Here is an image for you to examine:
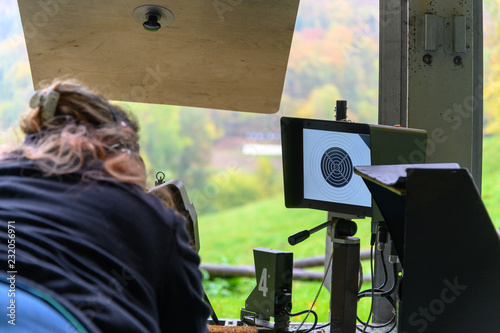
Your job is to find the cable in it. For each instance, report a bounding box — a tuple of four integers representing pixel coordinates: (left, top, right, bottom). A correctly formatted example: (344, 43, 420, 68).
(356, 293, 397, 331)
(360, 243, 375, 333)
(356, 239, 398, 332)
(357, 293, 396, 329)
(315, 322, 330, 329)
(377, 245, 388, 290)
(292, 248, 334, 333)
(357, 316, 396, 333)
(358, 240, 387, 294)
(384, 322, 397, 333)
(357, 253, 398, 299)
(287, 309, 318, 333)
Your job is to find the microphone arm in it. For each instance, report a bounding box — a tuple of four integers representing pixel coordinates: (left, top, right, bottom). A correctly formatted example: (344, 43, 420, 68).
(288, 220, 332, 246)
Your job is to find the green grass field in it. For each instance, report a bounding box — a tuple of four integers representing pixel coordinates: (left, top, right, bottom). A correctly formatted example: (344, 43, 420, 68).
(199, 135, 500, 323)
(198, 196, 374, 323)
(482, 135, 500, 227)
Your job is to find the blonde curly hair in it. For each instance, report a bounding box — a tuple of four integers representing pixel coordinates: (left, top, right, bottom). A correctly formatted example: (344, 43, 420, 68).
(3, 79, 147, 187)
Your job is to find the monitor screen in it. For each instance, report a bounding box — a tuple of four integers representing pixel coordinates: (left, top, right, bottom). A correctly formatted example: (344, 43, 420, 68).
(281, 116, 372, 217)
(303, 128, 371, 208)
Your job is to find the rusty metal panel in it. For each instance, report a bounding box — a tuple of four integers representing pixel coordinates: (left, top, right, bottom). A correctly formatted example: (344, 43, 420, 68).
(407, 0, 482, 189)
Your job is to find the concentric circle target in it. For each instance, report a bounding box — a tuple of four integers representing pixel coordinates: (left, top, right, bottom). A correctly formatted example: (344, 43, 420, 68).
(320, 147, 353, 188)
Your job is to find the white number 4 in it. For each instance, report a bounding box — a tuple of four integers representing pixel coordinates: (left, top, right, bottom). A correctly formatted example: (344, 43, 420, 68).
(258, 268, 269, 297)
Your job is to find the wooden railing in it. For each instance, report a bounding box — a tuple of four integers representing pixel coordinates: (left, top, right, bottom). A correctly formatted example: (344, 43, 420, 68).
(201, 249, 372, 281)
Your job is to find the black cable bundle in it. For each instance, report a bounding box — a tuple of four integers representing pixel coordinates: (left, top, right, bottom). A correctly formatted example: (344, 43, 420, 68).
(356, 239, 397, 333)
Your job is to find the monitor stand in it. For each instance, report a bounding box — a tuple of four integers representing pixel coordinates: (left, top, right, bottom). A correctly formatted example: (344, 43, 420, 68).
(328, 218, 360, 333)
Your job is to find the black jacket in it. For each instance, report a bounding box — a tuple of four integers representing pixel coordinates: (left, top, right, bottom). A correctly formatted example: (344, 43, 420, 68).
(0, 157, 210, 332)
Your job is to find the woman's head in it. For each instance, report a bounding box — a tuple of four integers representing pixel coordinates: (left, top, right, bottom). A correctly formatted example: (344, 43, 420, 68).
(12, 79, 146, 187)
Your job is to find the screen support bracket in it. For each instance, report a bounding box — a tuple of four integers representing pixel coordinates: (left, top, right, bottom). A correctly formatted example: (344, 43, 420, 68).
(328, 218, 360, 333)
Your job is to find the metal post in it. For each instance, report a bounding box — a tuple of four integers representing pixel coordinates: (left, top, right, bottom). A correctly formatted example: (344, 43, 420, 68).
(330, 236, 360, 333)
(377, 0, 483, 328)
(472, 0, 483, 192)
(407, 0, 482, 189)
(377, 0, 408, 323)
(379, 0, 408, 127)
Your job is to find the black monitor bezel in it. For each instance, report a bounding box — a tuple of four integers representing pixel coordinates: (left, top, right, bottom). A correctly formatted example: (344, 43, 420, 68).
(281, 116, 372, 217)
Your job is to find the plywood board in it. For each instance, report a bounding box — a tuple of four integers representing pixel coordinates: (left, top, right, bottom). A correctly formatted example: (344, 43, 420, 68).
(17, 0, 300, 113)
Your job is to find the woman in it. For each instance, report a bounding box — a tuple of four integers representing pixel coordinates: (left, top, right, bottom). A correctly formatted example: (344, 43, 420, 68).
(0, 80, 210, 332)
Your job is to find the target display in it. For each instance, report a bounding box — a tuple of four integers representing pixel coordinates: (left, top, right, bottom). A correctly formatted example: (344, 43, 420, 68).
(281, 116, 426, 217)
(321, 147, 353, 187)
(303, 129, 371, 208)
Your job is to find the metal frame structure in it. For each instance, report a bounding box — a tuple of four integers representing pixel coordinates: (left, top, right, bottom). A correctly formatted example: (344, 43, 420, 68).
(377, 0, 484, 325)
(379, 0, 483, 191)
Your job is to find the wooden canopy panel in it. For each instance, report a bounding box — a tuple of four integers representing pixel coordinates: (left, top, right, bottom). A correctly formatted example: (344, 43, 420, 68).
(17, 0, 300, 113)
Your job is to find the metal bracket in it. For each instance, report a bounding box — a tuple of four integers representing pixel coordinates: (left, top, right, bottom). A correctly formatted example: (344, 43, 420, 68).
(416, 14, 472, 54)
